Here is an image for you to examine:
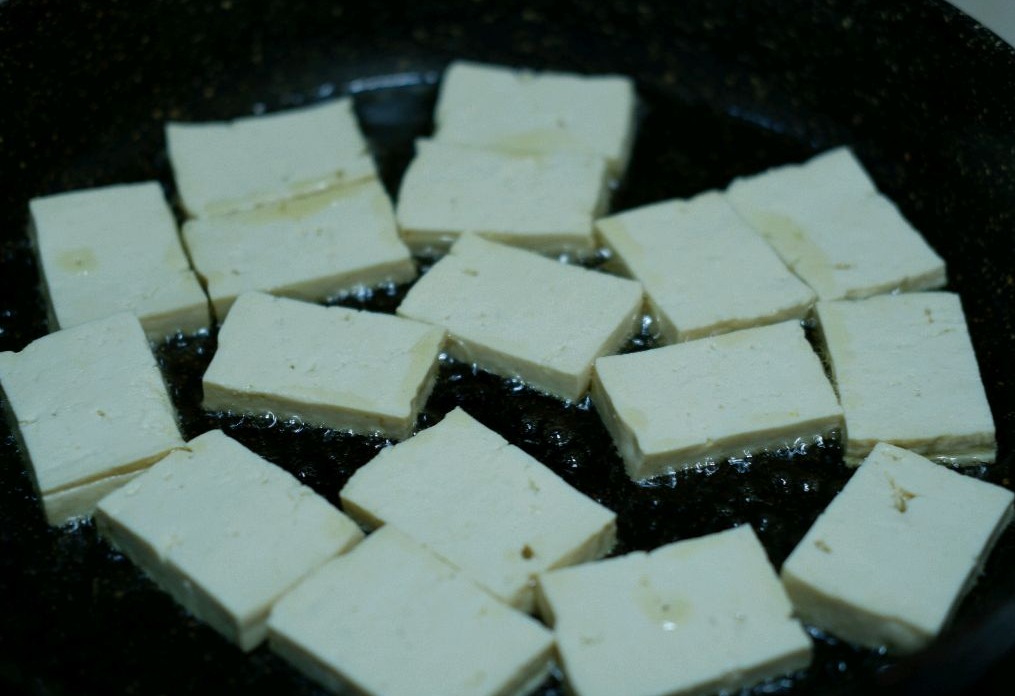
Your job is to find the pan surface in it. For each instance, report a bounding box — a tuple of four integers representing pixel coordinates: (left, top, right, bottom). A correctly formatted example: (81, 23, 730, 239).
(1, 1, 1014, 694)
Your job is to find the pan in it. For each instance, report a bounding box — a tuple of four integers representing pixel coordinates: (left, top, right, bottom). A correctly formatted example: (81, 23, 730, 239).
(1, 0, 1013, 694)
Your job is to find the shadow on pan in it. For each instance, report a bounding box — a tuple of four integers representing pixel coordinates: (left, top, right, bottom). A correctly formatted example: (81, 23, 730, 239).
(1, 1, 1014, 695)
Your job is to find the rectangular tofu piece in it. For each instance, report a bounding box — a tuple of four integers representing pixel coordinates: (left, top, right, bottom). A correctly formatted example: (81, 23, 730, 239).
(397, 235, 643, 401)
(341, 407, 616, 611)
(726, 147, 946, 300)
(781, 443, 1013, 653)
(592, 320, 843, 480)
(815, 292, 995, 464)
(395, 139, 609, 254)
(434, 60, 637, 177)
(202, 292, 444, 439)
(29, 182, 210, 339)
(0, 313, 185, 525)
(95, 430, 363, 651)
(166, 98, 377, 218)
(537, 525, 812, 696)
(183, 179, 416, 318)
(269, 526, 554, 696)
(596, 191, 815, 343)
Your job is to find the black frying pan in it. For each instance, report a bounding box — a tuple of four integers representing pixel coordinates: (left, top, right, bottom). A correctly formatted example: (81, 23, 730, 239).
(1, 1, 1013, 694)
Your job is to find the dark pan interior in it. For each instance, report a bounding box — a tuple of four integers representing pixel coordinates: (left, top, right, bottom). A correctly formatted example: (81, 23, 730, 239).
(2, 1, 1015, 695)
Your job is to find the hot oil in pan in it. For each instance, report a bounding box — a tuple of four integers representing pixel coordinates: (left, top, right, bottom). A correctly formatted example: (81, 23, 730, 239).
(0, 75, 1012, 696)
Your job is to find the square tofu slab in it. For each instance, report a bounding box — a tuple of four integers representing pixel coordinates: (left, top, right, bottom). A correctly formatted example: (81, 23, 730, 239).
(537, 525, 812, 696)
(433, 60, 637, 177)
(268, 525, 554, 696)
(396, 235, 643, 401)
(781, 443, 1014, 653)
(29, 182, 210, 340)
(166, 98, 377, 218)
(596, 191, 815, 343)
(725, 147, 946, 301)
(202, 292, 444, 439)
(592, 320, 843, 480)
(395, 139, 609, 254)
(340, 407, 616, 611)
(0, 313, 184, 525)
(183, 179, 415, 318)
(95, 430, 363, 651)
(815, 292, 995, 464)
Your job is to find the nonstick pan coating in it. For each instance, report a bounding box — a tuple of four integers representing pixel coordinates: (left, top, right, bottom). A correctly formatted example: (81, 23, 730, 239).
(1, 1, 1014, 695)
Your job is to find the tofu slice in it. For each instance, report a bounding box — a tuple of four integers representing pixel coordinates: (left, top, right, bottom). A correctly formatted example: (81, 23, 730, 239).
(29, 182, 210, 339)
(0, 313, 185, 525)
(815, 292, 995, 464)
(592, 320, 843, 480)
(537, 526, 812, 696)
(434, 60, 637, 177)
(596, 191, 815, 343)
(268, 526, 554, 696)
(396, 235, 643, 401)
(183, 179, 416, 318)
(395, 139, 609, 254)
(725, 147, 946, 300)
(340, 407, 617, 611)
(95, 430, 363, 651)
(781, 443, 1014, 654)
(202, 292, 444, 439)
(166, 98, 377, 218)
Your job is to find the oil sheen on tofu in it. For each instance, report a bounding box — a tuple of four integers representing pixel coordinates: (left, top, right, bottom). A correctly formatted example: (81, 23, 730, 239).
(166, 98, 377, 218)
(183, 178, 415, 319)
(537, 525, 812, 696)
(592, 320, 843, 480)
(29, 182, 210, 340)
(0, 313, 185, 525)
(95, 430, 363, 651)
(202, 292, 445, 439)
(340, 407, 617, 612)
(781, 443, 1013, 653)
(595, 190, 815, 343)
(815, 292, 996, 464)
(268, 526, 554, 696)
(726, 147, 946, 301)
(395, 139, 610, 254)
(397, 234, 643, 402)
(433, 60, 637, 177)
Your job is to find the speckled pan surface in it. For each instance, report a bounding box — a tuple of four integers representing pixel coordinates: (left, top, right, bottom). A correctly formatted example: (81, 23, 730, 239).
(1, 1, 1014, 695)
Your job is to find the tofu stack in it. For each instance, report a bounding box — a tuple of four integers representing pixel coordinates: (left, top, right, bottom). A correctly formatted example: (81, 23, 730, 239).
(396, 60, 637, 254)
(167, 98, 416, 320)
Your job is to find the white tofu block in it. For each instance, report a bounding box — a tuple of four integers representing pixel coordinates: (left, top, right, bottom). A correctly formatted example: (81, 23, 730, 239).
(0, 313, 184, 525)
(269, 526, 554, 696)
(166, 99, 377, 218)
(537, 526, 812, 696)
(397, 235, 643, 401)
(781, 443, 1014, 653)
(815, 292, 995, 464)
(341, 407, 616, 611)
(592, 320, 843, 480)
(434, 60, 637, 176)
(726, 147, 946, 300)
(183, 179, 416, 318)
(202, 292, 444, 439)
(29, 182, 210, 339)
(395, 139, 609, 254)
(596, 191, 815, 343)
(95, 430, 363, 651)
